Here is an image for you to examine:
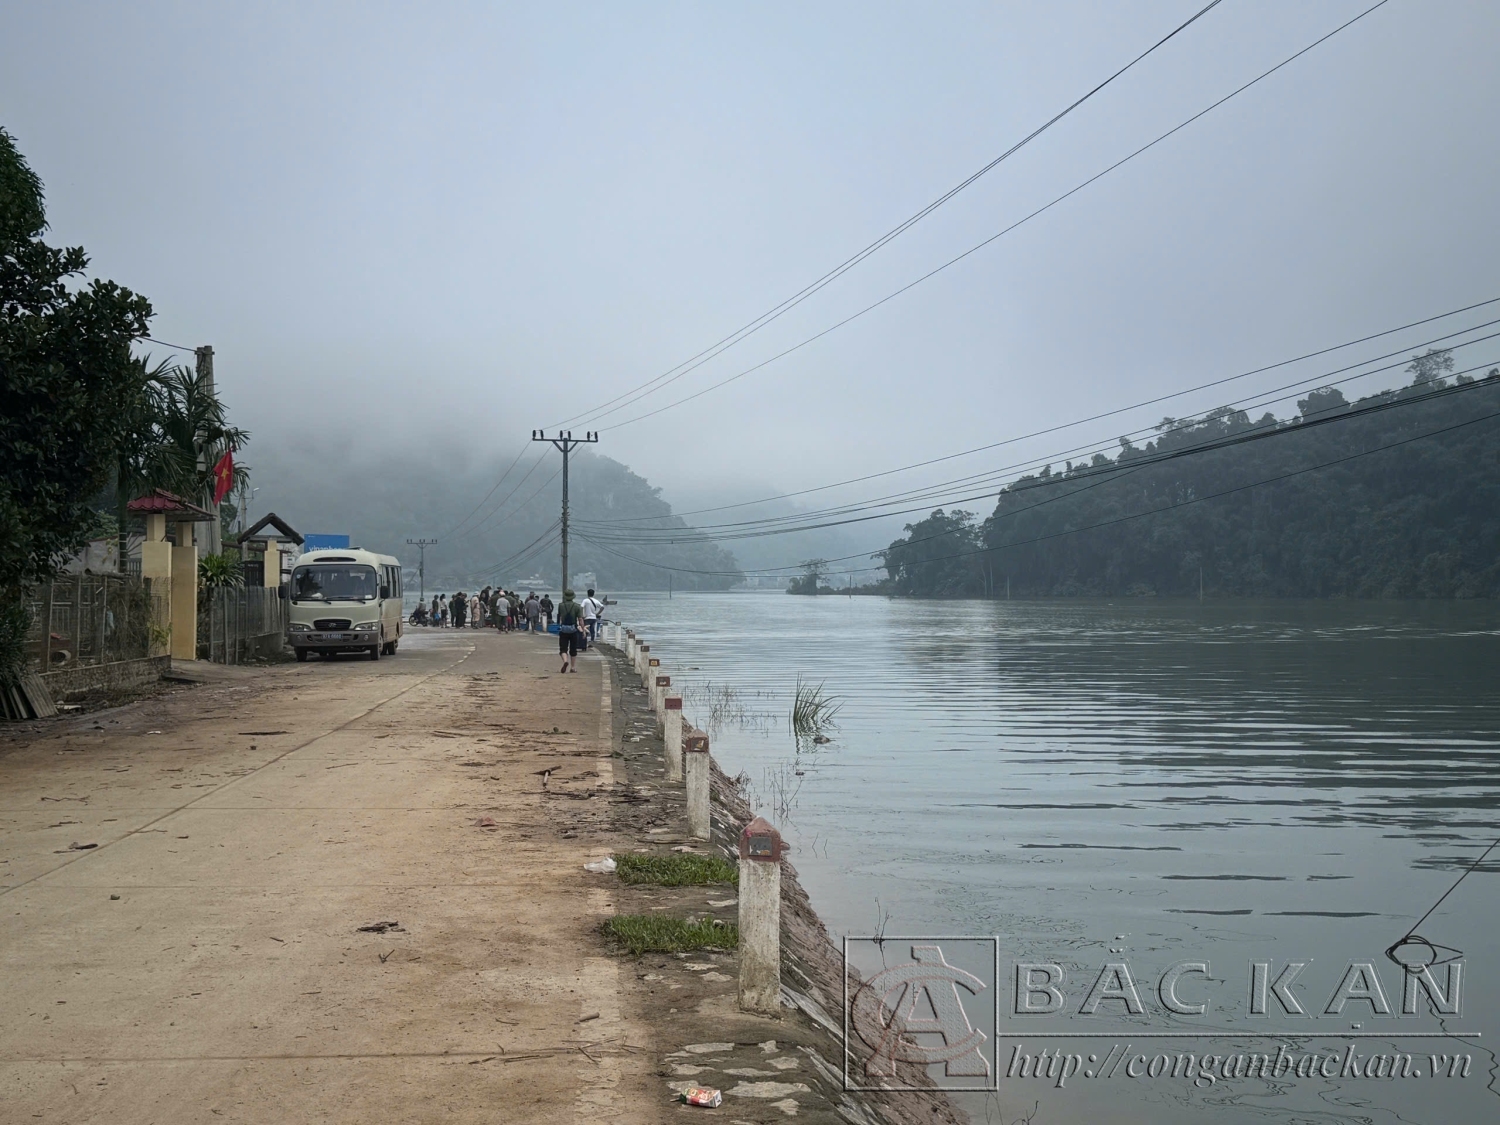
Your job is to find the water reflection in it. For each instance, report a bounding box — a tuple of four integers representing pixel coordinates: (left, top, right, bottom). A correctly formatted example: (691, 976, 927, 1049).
(618, 594, 1500, 1123)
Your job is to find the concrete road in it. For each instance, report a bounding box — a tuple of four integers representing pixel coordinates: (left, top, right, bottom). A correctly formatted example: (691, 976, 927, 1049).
(0, 630, 656, 1123)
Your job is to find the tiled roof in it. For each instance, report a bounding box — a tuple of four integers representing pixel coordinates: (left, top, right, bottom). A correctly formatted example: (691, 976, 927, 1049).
(125, 489, 215, 519)
(236, 512, 304, 545)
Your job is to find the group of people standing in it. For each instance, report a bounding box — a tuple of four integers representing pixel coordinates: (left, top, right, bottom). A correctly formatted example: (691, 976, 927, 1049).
(413, 587, 553, 630)
(409, 586, 608, 673)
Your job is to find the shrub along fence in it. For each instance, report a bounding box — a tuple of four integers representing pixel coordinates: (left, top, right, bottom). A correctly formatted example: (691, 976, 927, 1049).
(27, 573, 165, 670)
(2, 574, 169, 718)
(198, 585, 287, 664)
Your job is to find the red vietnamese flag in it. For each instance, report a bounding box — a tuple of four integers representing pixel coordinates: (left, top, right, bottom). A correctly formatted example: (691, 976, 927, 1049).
(211, 449, 235, 505)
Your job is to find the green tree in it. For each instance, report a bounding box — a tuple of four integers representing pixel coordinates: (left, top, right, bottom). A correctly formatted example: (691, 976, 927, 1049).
(787, 558, 827, 595)
(0, 128, 153, 682)
(879, 509, 984, 597)
(146, 363, 249, 508)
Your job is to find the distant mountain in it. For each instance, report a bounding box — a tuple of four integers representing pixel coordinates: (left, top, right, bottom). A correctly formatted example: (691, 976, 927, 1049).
(242, 446, 741, 592)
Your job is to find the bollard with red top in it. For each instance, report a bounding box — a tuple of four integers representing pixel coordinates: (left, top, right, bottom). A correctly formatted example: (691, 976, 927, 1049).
(737, 816, 783, 1013)
(653, 674, 670, 717)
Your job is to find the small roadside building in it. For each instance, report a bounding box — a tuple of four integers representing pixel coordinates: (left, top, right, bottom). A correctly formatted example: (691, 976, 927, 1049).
(234, 514, 303, 587)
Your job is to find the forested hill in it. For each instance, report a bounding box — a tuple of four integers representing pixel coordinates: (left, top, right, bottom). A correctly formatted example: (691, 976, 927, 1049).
(246, 448, 741, 591)
(880, 360, 1500, 599)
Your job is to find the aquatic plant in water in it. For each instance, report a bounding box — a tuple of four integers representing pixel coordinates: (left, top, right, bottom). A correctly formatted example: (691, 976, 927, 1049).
(790, 675, 842, 738)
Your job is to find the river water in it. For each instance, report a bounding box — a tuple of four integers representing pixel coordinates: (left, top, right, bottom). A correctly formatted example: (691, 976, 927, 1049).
(613, 592, 1500, 1124)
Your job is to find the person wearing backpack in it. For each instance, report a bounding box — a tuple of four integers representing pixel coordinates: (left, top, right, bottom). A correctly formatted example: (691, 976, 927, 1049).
(556, 589, 584, 673)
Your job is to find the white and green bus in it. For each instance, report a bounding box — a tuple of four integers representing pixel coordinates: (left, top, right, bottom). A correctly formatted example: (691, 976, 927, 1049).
(284, 548, 404, 661)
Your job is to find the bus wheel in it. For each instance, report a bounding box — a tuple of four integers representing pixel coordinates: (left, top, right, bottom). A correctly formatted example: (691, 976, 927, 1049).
(295, 649, 308, 663)
(369, 643, 381, 661)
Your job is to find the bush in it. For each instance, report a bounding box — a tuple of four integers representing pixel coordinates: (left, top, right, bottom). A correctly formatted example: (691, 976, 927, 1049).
(198, 552, 244, 588)
(0, 597, 32, 687)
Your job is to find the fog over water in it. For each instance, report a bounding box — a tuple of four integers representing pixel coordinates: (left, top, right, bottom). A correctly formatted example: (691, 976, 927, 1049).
(2, 2, 1498, 543)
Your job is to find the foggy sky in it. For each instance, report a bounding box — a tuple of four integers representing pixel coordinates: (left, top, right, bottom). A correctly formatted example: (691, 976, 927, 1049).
(4, 1, 1497, 557)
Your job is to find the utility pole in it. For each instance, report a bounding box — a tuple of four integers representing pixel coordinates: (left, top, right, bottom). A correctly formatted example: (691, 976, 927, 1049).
(407, 538, 437, 603)
(196, 345, 220, 554)
(531, 429, 598, 592)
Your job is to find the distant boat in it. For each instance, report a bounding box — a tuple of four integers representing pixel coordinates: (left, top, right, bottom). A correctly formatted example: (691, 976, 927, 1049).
(514, 573, 549, 590)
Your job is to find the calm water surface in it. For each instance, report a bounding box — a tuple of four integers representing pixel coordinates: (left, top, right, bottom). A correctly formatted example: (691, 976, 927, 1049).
(614, 593, 1500, 1124)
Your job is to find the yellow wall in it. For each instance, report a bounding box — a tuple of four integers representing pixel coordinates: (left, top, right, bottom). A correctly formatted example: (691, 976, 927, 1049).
(170, 540, 197, 660)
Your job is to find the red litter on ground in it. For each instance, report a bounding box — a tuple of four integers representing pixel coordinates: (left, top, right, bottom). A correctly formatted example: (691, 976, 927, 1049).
(679, 1086, 722, 1108)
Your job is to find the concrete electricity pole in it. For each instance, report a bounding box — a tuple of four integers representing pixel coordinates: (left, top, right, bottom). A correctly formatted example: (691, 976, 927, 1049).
(531, 430, 597, 592)
(406, 538, 437, 603)
(195, 345, 220, 554)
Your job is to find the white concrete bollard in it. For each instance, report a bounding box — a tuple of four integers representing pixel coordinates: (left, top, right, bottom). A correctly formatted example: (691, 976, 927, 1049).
(685, 730, 711, 840)
(664, 695, 683, 781)
(644, 655, 659, 690)
(637, 643, 650, 678)
(737, 816, 783, 1014)
(652, 673, 670, 717)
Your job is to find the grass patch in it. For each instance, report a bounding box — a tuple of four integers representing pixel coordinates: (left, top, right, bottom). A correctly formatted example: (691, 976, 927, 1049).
(602, 915, 739, 955)
(613, 852, 738, 887)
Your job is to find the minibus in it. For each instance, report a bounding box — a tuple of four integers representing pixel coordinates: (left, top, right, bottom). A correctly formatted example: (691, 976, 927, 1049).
(283, 548, 404, 661)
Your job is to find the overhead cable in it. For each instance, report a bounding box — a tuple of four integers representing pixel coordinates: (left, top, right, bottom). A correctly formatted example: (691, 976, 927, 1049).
(594, 0, 1393, 433)
(552, 0, 1230, 430)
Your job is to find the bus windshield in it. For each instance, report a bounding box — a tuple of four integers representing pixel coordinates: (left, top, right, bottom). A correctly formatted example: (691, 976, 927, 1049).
(292, 564, 378, 602)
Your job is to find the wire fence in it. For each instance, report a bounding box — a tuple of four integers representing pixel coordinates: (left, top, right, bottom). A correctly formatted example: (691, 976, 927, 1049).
(199, 586, 287, 664)
(25, 574, 167, 671)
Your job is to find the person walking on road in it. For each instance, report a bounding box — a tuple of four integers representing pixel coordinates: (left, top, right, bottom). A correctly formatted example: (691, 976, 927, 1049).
(450, 591, 466, 629)
(539, 594, 553, 628)
(556, 589, 584, 673)
(525, 591, 541, 632)
(580, 588, 603, 642)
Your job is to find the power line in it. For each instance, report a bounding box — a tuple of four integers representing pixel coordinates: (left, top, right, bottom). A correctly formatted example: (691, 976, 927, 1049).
(579, 320, 1500, 541)
(449, 452, 553, 542)
(593, 364, 1500, 551)
(577, 404, 1500, 579)
(573, 376, 1500, 576)
(592, 0, 1392, 433)
(553, 0, 1230, 430)
(572, 296, 1500, 531)
(465, 520, 564, 582)
(140, 336, 196, 353)
(443, 445, 531, 538)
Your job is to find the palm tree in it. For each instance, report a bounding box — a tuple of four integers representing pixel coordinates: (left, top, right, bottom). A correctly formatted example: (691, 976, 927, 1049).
(152, 363, 250, 506)
(113, 355, 171, 571)
(113, 360, 250, 571)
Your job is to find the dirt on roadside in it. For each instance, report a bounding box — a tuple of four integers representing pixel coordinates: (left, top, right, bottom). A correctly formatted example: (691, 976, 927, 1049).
(0, 631, 968, 1124)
